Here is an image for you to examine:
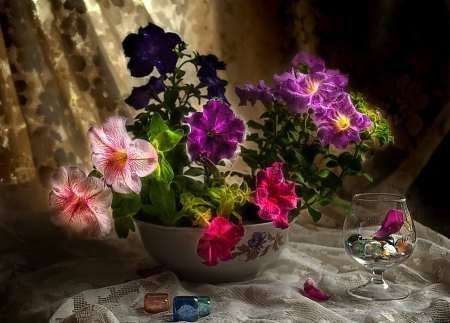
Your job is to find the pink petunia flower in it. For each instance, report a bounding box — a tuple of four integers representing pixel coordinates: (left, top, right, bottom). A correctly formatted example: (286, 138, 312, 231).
(87, 116, 158, 194)
(197, 216, 245, 266)
(49, 166, 112, 238)
(254, 162, 300, 229)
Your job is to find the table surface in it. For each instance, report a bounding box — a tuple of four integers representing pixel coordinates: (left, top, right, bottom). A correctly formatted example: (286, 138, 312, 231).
(1, 210, 450, 323)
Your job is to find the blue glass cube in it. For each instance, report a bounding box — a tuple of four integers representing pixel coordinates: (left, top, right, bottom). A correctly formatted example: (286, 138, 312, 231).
(173, 296, 198, 322)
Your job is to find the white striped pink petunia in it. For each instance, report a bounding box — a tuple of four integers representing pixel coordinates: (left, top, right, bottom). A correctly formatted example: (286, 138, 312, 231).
(87, 116, 158, 194)
(49, 166, 112, 237)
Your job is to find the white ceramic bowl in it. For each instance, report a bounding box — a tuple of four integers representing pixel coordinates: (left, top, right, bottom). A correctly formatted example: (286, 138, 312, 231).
(133, 217, 290, 284)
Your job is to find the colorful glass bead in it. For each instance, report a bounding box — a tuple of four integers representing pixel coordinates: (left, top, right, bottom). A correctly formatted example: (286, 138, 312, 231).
(351, 240, 366, 257)
(144, 293, 169, 314)
(363, 240, 382, 257)
(197, 296, 211, 318)
(382, 243, 397, 257)
(373, 235, 395, 245)
(395, 240, 413, 255)
(173, 296, 199, 322)
(346, 234, 363, 247)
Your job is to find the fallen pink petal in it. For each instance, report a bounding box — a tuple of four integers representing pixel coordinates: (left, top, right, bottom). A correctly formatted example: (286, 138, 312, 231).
(303, 278, 331, 301)
(49, 166, 113, 238)
(373, 209, 404, 238)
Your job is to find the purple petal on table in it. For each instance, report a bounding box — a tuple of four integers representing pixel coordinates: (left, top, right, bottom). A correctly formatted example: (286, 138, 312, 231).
(303, 278, 330, 301)
(373, 209, 404, 238)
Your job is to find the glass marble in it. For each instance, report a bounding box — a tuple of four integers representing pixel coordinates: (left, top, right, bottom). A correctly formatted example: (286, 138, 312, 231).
(173, 296, 198, 322)
(197, 296, 211, 318)
(144, 293, 169, 314)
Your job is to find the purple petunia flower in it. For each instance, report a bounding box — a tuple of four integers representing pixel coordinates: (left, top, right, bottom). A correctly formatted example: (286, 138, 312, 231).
(181, 99, 246, 164)
(196, 54, 229, 104)
(273, 66, 348, 114)
(235, 80, 274, 106)
(290, 52, 325, 72)
(310, 94, 372, 149)
(122, 22, 183, 77)
(124, 76, 165, 110)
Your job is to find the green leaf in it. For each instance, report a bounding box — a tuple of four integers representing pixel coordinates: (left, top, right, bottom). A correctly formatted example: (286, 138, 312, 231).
(308, 207, 322, 222)
(164, 89, 179, 107)
(111, 192, 141, 219)
(155, 129, 184, 152)
(149, 113, 169, 140)
(152, 155, 174, 183)
(149, 179, 176, 224)
(184, 167, 205, 176)
(359, 171, 373, 183)
(141, 204, 159, 216)
(325, 160, 339, 168)
(247, 120, 264, 130)
(87, 169, 103, 178)
(114, 216, 135, 239)
(317, 169, 330, 178)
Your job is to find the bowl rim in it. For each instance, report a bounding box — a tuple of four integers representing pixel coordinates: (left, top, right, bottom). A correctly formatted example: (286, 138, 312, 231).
(132, 215, 278, 232)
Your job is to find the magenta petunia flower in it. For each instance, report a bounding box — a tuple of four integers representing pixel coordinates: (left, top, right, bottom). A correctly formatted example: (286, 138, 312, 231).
(254, 162, 300, 229)
(181, 99, 246, 164)
(273, 67, 348, 114)
(197, 216, 245, 266)
(49, 166, 112, 238)
(235, 80, 274, 106)
(87, 116, 158, 194)
(373, 209, 405, 238)
(311, 94, 372, 149)
(303, 278, 331, 301)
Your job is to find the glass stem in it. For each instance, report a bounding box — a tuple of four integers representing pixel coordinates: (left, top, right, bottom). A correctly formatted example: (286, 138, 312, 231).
(370, 268, 386, 285)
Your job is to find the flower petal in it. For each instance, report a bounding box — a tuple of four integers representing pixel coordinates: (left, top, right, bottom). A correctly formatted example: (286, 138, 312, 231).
(197, 216, 244, 266)
(49, 166, 112, 238)
(254, 162, 299, 229)
(303, 278, 330, 301)
(373, 209, 404, 238)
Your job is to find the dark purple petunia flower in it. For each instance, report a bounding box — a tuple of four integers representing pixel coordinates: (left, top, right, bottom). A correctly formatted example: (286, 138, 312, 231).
(235, 80, 274, 106)
(273, 67, 348, 114)
(310, 94, 372, 149)
(122, 22, 183, 77)
(196, 54, 229, 104)
(124, 76, 165, 110)
(181, 99, 246, 164)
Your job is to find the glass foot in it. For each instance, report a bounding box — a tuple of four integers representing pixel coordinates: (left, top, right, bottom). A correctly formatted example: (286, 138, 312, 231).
(347, 279, 410, 301)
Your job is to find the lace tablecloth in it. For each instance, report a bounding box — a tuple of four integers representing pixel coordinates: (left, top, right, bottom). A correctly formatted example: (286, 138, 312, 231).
(1, 210, 450, 323)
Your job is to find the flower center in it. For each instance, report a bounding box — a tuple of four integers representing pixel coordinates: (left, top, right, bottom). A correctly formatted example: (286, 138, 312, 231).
(335, 113, 350, 131)
(113, 149, 129, 166)
(305, 78, 319, 94)
(207, 129, 216, 137)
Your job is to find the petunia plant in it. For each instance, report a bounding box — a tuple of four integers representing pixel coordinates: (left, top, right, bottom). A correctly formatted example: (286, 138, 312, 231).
(235, 52, 394, 221)
(48, 22, 393, 267)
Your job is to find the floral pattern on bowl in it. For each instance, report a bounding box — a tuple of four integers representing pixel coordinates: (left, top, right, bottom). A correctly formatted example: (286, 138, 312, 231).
(232, 231, 285, 262)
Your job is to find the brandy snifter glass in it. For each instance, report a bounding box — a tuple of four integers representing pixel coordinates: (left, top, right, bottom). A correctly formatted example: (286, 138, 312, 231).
(342, 193, 416, 300)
